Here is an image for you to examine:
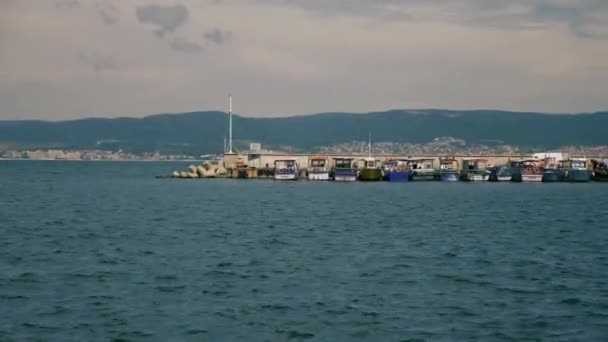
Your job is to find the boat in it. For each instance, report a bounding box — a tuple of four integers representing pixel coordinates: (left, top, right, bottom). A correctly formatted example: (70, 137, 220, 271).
(358, 133, 382, 181)
(560, 158, 591, 182)
(439, 157, 459, 181)
(274, 158, 299, 180)
(542, 156, 561, 182)
(590, 159, 608, 182)
(383, 159, 411, 182)
(408, 158, 437, 181)
(520, 159, 543, 182)
(493, 163, 515, 182)
(331, 157, 357, 181)
(358, 158, 383, 181)
(461, 159, 491, 181)
(307, 155, 330, 181)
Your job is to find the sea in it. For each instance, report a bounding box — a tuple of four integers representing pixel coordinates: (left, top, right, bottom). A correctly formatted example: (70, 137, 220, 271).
(1, 161, 607, 341)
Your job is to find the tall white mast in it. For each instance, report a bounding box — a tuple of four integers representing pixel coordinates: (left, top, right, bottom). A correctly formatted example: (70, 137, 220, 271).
(227, 94, 233, 154)
(368, 131, 371, 158)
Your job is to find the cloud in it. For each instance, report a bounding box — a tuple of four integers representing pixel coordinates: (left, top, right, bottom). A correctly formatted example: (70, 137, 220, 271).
(54, 0, 80, 9)
(168, 37, 204, 53)
(247, 0, 608, 39)
(95, 1, 119, 25)
(77, 52, 120, 72)
(135, 3, 189, 37)
(203, 28, 232, 45)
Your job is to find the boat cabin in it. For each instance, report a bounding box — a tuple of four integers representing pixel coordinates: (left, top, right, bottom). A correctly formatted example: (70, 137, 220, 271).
(439, 157, 458, 170)
(462, 158, 489, 171)
(362, 157, 379, 169)
(274, 159, 298, 173)
(408, 158, 435, 170)
(560, 158, 588, 170)
(308, 156, 329, 170)
(333, 157, 355, 169)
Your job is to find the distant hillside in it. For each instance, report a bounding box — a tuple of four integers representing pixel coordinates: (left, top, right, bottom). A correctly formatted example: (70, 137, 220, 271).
(0, 110, 606, 154)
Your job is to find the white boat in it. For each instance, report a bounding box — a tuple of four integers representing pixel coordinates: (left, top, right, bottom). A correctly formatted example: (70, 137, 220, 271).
(520, 159, 543, 182)
(461, 159, 490, 181)
(274, 158, 298, 180)
(307, 156, 330, 181)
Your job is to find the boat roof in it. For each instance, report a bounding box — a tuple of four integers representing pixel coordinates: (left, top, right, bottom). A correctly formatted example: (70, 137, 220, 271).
(333, 157, 354, 160)
(274, 158, 297, 161)
(363, 157, 376, 161)
(309, 155, 328, 160)
(463, 158, 488, 162)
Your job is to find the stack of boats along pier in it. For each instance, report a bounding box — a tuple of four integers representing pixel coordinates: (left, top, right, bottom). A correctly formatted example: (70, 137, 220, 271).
(171, 154, 608, 183)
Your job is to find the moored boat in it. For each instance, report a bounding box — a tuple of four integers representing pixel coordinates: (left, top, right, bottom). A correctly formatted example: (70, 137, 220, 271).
(383, 159, 411, 182)
(358, 158, 383, 181)
(542, 157, 561, 182)
(591, 159, 608, 182)
(493, 164, 514, 182)
(520, 159, 543, 182)
(274, 158, 299, 180)
(332, 157, 357, 181)
(307, 155, 330, 181)
(439, 157, 459, 181)
(560, 158, 591, 182)
(461, 159, 491, 181)
(408, 158, 438, 181)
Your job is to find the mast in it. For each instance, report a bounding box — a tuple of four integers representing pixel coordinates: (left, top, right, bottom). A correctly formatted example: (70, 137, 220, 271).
(227, 94, 234, 154)
(368, 131, 371, 158)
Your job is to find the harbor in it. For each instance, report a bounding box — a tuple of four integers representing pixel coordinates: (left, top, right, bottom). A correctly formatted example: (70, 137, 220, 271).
(168, 151, 608, 183)
(167, 95, 607, 183)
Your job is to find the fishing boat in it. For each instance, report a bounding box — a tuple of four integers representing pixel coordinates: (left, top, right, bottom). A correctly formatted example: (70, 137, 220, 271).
(358, 158, 383, 181)
(408, 158, 437, 181)
(274, 158, 299, 180)
(590, 159, 608, 182)
(383, 159, 411, 182)
(560, 158, 591, 182)
(493, 163, 515, 182)
(542, 157, 561, 182)
(358, 133, 382, 181)
(461, 159, 491, 181)
(307, 155, 330, 181)
(439, 157, 459, 181)
(332, 157, 357, 181)
(520, 159, 543, 182)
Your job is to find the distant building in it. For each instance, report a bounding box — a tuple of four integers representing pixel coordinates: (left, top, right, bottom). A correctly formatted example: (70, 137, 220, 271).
(249, 142, 262, 153)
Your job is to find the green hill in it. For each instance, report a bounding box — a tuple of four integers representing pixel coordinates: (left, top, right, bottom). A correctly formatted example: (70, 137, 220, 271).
(0, 109, 606, 154)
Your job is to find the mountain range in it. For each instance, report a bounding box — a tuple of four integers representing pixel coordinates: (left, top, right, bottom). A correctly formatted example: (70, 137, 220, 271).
(0, 109, 606, 154)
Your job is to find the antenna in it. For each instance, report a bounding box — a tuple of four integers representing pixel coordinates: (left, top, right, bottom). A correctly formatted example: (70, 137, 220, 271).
(227, 94, 234, 154)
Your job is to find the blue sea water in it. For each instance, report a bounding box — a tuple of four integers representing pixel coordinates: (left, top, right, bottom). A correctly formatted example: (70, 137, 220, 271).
(1, 161, 607, 341)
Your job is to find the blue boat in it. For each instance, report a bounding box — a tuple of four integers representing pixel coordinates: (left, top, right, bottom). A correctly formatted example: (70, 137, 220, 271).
(331, 157, 357, 181)
(439, 157, 459, 181)
(560, 158, 591, 182)
(383, 159, 411, 182)
(542, 157, 561, 182)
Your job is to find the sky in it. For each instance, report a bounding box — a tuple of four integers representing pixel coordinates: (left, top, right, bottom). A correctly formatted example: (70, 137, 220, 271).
(1, 0, 608, 120)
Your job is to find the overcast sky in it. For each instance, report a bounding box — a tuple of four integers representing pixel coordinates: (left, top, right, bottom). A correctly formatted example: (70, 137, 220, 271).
(1, 0, 608, 119)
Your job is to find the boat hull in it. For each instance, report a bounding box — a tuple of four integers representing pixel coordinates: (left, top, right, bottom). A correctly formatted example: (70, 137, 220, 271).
(274, 173, 297, 180)
(592, 170, 608, 182)
(387, 170, 411, 182)
(521, 174, 543, 182)
(411, 170, 437, 181)
(463, 172, 490, 182)
(542, 170, 561, 182)
(359, 168, 382, 181)
(440, 171, 459, 182)
(332, 168, 357, 182)
(307, 172, 330, 181)
(562, 169, 591, 182)
(497, 176, 512, 182)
